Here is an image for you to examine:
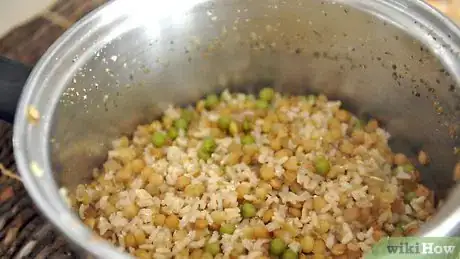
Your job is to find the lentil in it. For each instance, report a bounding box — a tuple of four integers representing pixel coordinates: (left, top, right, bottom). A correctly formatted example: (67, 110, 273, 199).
(418, 150, 429, 165)
(263, 209, 274, 223)
(313, 239, 326, 254)
(331, 244, 346, 256)
(154, 214, 166, 226)
(165, 214, 179, 229)
(253, 225, 270, 239)
(343, 207, 360, 222)
(394, 153, 408, 165)
(123, 204, 139, 219)
(313, 196, 326, 212)
(260, 165, 275, 180)
(301, 236, 314, 253)
(176, 175, 191, 190)
(195, 219, 208, 229)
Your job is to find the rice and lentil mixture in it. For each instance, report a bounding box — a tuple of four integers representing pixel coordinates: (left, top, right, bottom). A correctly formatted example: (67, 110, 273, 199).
(71, 89, 436, 259)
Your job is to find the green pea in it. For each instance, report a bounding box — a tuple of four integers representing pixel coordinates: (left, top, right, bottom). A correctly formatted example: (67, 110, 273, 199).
(220, 224, 235, 235)
(255, 99, 269, 109)
(229, 121, 239, 136)
(241, 203, 256, 218)
(205, 94, 219, 109)
(242, 119, 252, 132)
(246, 94, 255, 101)
(307, 94, 317, 104)
(403, 163, 415, 173)
(198, 148, 211, 161)
(314, 156, 331, 175)
(218, 115, 231, 131)
(167, 127, 178, 140)
(354, 119, 365, 130)
(396, 223, 405, 232)
(181, 109, 194, 122)
(152, 132, 167, 147)
(269, 238, 287, 256)
(174, 118, 188, 130)
(202, 137, 217, 153)
(205, 242, 221, 256)
(241, 135, 255, 145)
(282, 249, 298, 259)
(404, 192, 417, 203)
(259, 87, 275, 102)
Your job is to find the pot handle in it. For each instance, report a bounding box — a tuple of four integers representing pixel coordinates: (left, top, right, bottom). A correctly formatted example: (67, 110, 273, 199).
(0, 56, 31, 123)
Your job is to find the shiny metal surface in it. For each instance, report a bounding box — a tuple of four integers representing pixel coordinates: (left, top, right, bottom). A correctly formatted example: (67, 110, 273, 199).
(12, 0, 460, 257)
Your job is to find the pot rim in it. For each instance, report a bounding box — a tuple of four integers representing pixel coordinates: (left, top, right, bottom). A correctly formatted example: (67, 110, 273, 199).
(12, 0, 460, 257)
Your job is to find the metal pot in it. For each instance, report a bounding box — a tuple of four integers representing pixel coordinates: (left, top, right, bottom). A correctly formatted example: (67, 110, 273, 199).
(0, 0, 459, 257)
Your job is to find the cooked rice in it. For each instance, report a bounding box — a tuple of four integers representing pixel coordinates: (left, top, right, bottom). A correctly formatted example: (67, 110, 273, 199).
(71, 90, 435, 259)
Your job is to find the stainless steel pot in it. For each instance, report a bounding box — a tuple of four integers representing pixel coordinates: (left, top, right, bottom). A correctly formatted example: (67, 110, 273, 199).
(0, 0, 459, 257)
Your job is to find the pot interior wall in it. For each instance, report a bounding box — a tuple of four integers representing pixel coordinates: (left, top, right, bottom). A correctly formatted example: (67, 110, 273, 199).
(50, 0, 459, 200)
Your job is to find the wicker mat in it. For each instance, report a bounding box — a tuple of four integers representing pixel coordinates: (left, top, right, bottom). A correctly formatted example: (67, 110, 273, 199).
(0, 1, 107, 258)
(0, 122, 76, 259)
